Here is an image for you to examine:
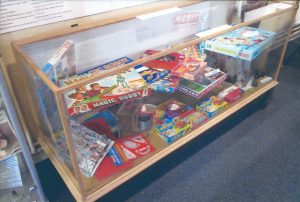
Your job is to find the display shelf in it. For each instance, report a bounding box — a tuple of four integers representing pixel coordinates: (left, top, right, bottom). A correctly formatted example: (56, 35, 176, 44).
(10, 1, 298, 201)
(37, 79, 277, 202)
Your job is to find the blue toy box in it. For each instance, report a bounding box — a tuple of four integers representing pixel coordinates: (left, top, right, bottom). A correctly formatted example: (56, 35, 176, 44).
(203, 27, 275, 61)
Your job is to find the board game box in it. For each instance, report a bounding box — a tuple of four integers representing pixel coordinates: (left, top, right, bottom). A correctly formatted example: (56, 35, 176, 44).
(177, 45, 206, 62)
(134, 65, 169, 84)
(142, 50, 185, 71)
(61, 57, 133, 86)
(155, 99, 208, 143)
(172, 46, 207, 80)
(42, 40, 76, 84)
(176, 67, 227, 99)
(150, 74, 180, 93)
(38, 40, 76, 133)
(203, 26, 275, 61)
(196, 96, 228, 118)
(218, 85, 244, 103)
(171, 61, 207, 81)
(63, 68, 149, 116)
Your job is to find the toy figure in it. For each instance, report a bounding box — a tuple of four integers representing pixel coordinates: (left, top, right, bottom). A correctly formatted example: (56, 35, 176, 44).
(116, 75, 129, 88)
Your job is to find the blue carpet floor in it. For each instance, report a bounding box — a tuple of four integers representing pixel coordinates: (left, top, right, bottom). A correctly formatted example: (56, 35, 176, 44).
(36, 44, 300, 202)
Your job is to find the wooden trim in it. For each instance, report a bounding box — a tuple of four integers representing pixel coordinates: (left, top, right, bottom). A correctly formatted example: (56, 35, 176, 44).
(37, 135, 83, 201)
(274, 3, 299, 80)
(12, 0, 202, 47)
(0, 57, 36, 153)
(54, 93, 85, 199)
(56, 4, 297, 94)
(84, 81, 278, 201)
(11, 42, 59, 93)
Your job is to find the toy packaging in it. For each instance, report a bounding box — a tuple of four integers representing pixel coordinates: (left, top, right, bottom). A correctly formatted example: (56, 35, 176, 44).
(171, 61, 207, 81)
(203, 27, 275, 61)
(155, 99, 207, 143)
(61, 57, 133, 86)
(150, 74, 180, 93)
(42, 40, 76, 84)
(218, 85, 244, 103)
(134, 64, 169, 84)
(196, 96, 228, 118)
(177, 45, 206, 62)
(176, 67, 227, 99)
(114, 134, 155, 161)
(107, 145, 126, 166)
(172, 46, 207, 80)
(63, 68, 149, 116)
(38, 40, 76, 133)
(142, 50, 185, 71)
(54, 120, 114, 178)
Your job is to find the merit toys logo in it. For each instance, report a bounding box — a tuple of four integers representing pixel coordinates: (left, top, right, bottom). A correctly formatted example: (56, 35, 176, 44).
(174, 12, 200, 25)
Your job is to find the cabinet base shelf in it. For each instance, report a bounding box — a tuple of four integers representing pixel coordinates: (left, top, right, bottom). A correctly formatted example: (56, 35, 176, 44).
(38, 80, 278, 202)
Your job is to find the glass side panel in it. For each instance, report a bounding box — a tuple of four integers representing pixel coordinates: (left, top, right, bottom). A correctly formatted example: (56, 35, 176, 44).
(18, 58, 82, 190)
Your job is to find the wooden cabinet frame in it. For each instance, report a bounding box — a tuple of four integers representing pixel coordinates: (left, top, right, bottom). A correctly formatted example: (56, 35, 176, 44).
(11, 1, 299, 201)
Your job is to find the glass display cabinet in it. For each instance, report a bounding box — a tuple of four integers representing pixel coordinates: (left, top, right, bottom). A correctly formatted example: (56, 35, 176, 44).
(11, 1, 298, 201)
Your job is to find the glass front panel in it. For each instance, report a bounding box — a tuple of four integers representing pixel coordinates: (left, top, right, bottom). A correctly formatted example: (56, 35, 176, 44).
(19, 58, 84, 191)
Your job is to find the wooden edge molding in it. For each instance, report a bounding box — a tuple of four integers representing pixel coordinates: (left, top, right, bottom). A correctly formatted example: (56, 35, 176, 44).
(37, 135, 84, 201)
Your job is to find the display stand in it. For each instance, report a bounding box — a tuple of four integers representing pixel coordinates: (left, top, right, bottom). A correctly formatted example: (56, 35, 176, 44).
(10, 1, 298, 201)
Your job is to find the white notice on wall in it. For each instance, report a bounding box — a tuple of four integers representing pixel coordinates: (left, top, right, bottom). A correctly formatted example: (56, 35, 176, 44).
(0, 0, 162, 34)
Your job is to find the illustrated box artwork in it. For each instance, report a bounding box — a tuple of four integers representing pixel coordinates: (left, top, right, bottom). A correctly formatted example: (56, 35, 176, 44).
(177, 67, 227, 99)
(42, 40, 76, 84)
(203, 26, 275, 61)
(155, 99, 207, 143)
(134, 65, 169, 84)
(150, 73, 180, 93)
(172, 45, 207, 80)
(142, 50, 185, 71)
(61, 57, 133, 85)
(196, 96, 228, 118)
(61, 58, 150, 116)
